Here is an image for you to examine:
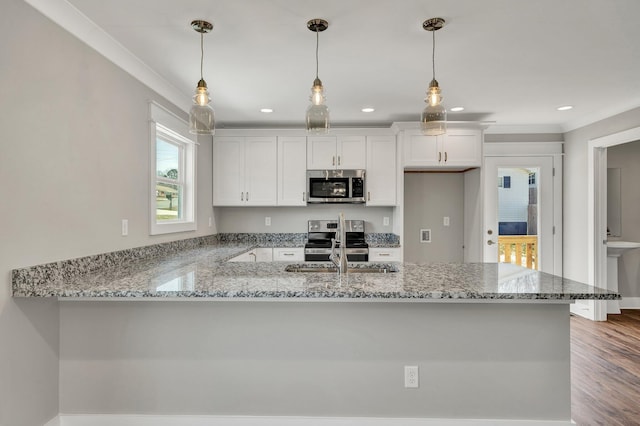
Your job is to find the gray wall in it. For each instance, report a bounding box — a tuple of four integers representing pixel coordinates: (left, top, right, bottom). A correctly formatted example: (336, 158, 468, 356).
(607, 142, 640, 298)
(563, 107, 640, 284)
(59, 301, 571, 421)
(215, 205, 395, 234)
(0, 1, 214, 424)
(403, 173, 464, 263)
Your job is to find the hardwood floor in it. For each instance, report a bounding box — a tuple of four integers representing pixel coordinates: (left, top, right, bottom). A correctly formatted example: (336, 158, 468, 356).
(571, 310, 640, 425)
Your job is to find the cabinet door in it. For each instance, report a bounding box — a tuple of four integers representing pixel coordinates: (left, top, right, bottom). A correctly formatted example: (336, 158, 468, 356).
(213, 137, 245, 206)
(403, 133, 440, 168)
(369, 247, 402, 262)
(278, 137, 307, 206)
(273, 247, 305, 262)
(337, 136, 366, 169)
(366, 136, 397, 206)
(244, 137, 277, 205)
(307, 136, 337, 169)
(441, 129, 482, 167)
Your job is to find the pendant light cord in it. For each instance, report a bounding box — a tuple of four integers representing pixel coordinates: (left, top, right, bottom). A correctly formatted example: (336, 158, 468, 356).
(315, 29, 320, 79)
(432, 29, 436, 81)
(200, 32, 204, 81)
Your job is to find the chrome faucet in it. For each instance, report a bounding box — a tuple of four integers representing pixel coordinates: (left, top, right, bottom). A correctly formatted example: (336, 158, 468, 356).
(329, 213, 349, 275)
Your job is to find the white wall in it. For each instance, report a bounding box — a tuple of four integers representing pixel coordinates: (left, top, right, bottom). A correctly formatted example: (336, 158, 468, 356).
(563, 107, 640, 283)
(403, 173, 464, 263)
(0, 1, 214, 424)
(215, 205, 395, 234)
(607, 142, 640, 298)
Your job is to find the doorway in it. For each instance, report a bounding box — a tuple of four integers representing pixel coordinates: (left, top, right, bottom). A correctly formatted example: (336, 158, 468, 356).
(484, 155, 562, 275)
(584, 126, 640, 321)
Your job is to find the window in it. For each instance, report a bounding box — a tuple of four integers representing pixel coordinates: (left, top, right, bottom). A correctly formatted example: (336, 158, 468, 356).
(528, 172, 537, 185)
(149, 102, 197, 235)
(498, 175, 511, 189)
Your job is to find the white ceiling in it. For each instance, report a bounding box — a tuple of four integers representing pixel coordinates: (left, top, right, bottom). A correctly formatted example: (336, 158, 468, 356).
(37, 0, 640, 132)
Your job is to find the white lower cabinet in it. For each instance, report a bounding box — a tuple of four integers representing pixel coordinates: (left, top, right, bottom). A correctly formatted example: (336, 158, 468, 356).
(368, 247, 402, 262)
(229, 248, 274, 262)
(229, 248, 304, 262)
(273, 247, 305, 262)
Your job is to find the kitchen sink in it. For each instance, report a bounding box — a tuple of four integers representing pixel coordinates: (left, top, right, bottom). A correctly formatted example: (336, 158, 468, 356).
(285, 264, 398, 274)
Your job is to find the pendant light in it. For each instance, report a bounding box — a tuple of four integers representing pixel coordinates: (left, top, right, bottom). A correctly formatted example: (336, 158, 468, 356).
(305, 19, 330, 134)
(421, 17, 447, 136)
(189, 20, 215, 135)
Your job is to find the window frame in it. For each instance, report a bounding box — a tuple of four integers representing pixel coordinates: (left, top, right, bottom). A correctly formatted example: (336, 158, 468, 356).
(149, 102, 197, 235)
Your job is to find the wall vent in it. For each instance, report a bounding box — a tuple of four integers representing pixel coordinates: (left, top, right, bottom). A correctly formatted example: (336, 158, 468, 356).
(420, 229, 431, 243)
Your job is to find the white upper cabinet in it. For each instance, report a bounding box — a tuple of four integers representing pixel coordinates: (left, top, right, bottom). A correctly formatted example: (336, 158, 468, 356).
(403, 127, 482, 169)
(366, 136, 397, 206)
(307, 136, 366, 169)
(213, 136, 277, 206)
(277, 136, 307, 206)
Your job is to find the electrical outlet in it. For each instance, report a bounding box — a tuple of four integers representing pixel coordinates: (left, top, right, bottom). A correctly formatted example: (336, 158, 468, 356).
(383, 216, 390, 226)
(265, 217, 271, 226)
(404, 365, 419, 388)
(444, 216, 450, 227)
(121, 219, 128, 236)
(208, 217, 212, 227)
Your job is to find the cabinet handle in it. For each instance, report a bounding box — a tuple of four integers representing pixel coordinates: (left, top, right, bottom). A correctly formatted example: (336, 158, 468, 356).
(444, 152, 448, 162)
(338, 156, 341, 166)
(283, 253, 294, 256)
(246, 192, 249, 201)
(332, 156, 335, 166)
(303, 192, 306, 202)
(241, 192, 244, 201)
(438, 152, 442, 162)
(379, 253, 390, 257)
(367, 191, 371, 202)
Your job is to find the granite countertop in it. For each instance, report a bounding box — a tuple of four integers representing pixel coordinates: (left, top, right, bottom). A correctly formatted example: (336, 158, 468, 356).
(12, 241, 619, 302)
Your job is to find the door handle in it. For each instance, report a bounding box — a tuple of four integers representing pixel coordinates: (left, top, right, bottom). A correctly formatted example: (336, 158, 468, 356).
(487, 240, 496, 245)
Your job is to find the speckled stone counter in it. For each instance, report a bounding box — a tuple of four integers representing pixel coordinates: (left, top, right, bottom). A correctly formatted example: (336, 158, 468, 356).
(12, 240, 618, 301)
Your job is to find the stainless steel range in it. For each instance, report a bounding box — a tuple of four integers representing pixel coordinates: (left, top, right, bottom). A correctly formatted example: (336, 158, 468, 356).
(304, 219, 369, 262)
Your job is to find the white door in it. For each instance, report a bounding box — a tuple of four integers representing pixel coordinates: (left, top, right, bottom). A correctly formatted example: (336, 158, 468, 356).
(483, 156, 559, 275)
(366, 136, 396, 206)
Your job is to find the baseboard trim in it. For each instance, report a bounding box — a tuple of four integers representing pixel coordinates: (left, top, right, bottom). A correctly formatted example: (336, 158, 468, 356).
(56, 414, 574, 426)
(620, 297, 640, 309)
(44, 416, 60, 426)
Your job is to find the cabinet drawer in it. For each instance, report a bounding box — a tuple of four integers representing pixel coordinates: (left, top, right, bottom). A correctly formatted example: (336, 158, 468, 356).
(368, 247, 401, 262)
(273, 247, 305, 262)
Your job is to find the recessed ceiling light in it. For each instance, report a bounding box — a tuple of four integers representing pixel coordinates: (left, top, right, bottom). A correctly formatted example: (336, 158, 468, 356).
(361, 107, 375, 113)
(557, 105, 573, 111)
(450, 107, 464, 112)
(260, 108, 274, 113)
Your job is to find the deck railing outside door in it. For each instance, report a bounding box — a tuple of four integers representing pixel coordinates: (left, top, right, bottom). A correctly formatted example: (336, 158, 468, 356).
(498, 235, 538, 270)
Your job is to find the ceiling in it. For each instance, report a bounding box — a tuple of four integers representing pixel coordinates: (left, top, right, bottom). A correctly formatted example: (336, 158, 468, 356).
(38, 0, 640, 132)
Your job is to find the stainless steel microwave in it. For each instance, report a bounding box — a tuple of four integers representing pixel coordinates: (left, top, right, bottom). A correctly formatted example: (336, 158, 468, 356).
(306, 169, 366, 203)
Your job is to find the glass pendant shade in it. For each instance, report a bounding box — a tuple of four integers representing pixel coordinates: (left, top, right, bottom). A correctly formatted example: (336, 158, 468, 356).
(306, 78, 330, 134)
(421, 79, 446, 135)
(189, 79, 215, 135)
